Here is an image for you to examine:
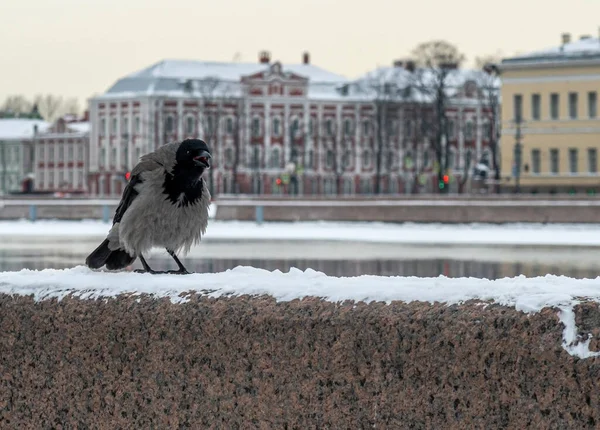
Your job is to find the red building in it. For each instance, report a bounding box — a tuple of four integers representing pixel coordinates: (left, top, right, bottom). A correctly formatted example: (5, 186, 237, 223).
(88, 52, 498, 196)
(34, 113, 90, 194)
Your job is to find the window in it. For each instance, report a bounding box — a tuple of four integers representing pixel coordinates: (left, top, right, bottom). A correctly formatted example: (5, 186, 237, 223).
(324, 178, 336, 195)
(226, 117, 234, 135)
(550, 93, 560, 120)
(165, 116, 174, 133)
(134, 116, 141, 133)
(588, 148, 597, 173)
(404, 119, 413, 138)
(48, 172, 54, 188)
(100, 118, 106, 135)
(291, 118, 300, 138)
(326, 150, 334, 168)
(362, 149, 372, 169)
(363, 120, 371, 136)
(38, 146, 45, 160)
(342, 178, 353, 195)
(122, 145, 129, 168)
(77, 171, 84, 188)
(123, 117, 129, 135)
(531, 149, 541, 174)
(513, 94, 523, 120)
(67, 145, 74, 162)
(531, 94, 541, 120)
(252, 117, 261, 137)
(326, 119, 334, 136)
(423, 149, 430, 168)
(447, 120, 454, 139)
(569, 92, 578, 119)
(77, 146, 84, 161)
(309, 118, 315, 135)
(342, 150, 352, 169)
(589, 92, 597, 118)
(135, 147, 141, 162)
(224, 147, 233, 166)
(249, 146, 260, 168)
(306, 149, 314, 170)
(58, 145, 64, 160)
(272, 117, 281, 137)
(111, 118, 117, 134)
(186, 117, 194, 135)
(111, 147, 117, 166)
(49, 146, 55, 161)
(269, 147, 280, 168)
(359, 178, 372, 194)
(465, 121, 474, 140)
(68, 171, 73, 187)
(550, 149, 559, 174)
(569, 148, 578, 174)
(344, 119, 353, 136)
(482, 121, 492, 140)
(99, 148, 105, 168)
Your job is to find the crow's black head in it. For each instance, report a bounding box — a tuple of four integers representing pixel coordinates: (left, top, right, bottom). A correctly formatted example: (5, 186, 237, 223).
(176, 139, 212, 171)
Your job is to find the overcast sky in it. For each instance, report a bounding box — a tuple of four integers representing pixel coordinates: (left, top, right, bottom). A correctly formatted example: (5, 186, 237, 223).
(1, 0, 600, 108)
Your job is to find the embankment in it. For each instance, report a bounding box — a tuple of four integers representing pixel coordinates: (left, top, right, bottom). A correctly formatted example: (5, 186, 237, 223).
(1, 294, 599, 428)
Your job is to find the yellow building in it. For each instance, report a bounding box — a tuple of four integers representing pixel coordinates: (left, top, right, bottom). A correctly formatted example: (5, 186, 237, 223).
(500, 32, 600, 194)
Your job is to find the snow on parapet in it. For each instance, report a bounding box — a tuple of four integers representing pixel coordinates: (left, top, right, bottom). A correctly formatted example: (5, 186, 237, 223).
(1, 267, 600, 359)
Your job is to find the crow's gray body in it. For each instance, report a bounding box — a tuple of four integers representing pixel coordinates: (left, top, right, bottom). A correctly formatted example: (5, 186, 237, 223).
(86, 141, 211, 272)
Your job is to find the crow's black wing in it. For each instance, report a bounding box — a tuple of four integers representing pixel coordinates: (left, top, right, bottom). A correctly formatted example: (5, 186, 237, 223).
(112, 174, 143, 224)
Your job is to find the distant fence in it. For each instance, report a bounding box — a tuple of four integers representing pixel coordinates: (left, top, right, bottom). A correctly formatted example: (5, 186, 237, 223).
(0, 199, 120, 222)
(2, 195, 600, 223)
(215, 194, 600, 224)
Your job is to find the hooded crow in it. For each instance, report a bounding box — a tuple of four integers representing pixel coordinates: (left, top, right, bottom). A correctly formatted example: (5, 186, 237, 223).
(85, 138, 212, 274)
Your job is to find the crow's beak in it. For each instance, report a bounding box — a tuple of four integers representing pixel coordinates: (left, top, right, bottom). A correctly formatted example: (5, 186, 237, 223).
(193, 150, 212, 168)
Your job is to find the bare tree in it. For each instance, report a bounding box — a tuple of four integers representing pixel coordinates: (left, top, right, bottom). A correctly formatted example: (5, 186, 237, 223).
(402, 102, 433, 194)
(1, 95, 32, 115)
(197, 77, 229, 196)
(478, 61, 502, 193)
(411, 40, 466, 193)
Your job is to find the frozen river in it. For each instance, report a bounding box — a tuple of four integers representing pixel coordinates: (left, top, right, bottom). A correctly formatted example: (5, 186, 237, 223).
(1, 235, 599, 280)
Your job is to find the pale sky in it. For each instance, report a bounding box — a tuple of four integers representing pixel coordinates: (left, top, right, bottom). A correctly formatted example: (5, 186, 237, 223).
(1, 0, 600, 109)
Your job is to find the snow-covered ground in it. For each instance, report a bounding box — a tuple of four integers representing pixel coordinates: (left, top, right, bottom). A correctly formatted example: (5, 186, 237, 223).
(0, 266, 599, 359)
(1, 219, 600, 247)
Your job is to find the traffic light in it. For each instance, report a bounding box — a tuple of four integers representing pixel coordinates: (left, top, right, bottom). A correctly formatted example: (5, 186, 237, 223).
(439, 174, 449, 190)
(275, 177, 282, 186)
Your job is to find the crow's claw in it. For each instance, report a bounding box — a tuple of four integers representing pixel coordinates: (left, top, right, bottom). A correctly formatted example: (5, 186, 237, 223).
(166, 269, 192, 275)
(134, 269, 167, 274)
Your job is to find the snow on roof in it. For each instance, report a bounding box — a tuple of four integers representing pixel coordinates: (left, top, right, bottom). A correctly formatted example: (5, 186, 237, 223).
(0, 119, 49, 140)
(503, 37, 600, 64)
(67, 122, 91, 134)
(100, 59, 348, 98)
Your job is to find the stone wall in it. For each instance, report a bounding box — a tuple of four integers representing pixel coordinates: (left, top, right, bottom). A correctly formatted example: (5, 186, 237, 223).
(1, 294, 599, 428)
(215, 196, 600, 223)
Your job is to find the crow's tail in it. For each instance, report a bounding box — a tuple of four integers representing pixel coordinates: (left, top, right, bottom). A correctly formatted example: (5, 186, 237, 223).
(85, 239, 136, 270)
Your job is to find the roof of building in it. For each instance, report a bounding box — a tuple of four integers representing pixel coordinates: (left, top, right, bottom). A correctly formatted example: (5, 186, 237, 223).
(99, 59, 348, 99)
(0, 119, 49, 141)
(502, 36, 600, 65)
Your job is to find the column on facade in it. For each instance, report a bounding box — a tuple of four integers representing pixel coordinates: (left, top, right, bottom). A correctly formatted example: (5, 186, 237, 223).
(177, 99, 184, 140)
(475, 102, 482, 159)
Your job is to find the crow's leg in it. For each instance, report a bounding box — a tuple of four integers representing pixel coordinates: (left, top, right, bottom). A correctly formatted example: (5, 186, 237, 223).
(166, 249, 191, 275)
(134, 254, 166, 274)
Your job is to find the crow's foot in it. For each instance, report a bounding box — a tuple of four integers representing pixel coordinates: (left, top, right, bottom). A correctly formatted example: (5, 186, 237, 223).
(166, 269, 192, 275)
(134, 269, 167, 274)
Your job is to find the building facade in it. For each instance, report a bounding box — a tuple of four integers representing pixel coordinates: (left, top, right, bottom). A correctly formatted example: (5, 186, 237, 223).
(89, 52, 497, 196)
(500, 31, 600, 194)
(34, 114, 90, 194)
(0, 118, 49, 194)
